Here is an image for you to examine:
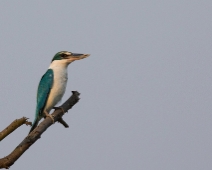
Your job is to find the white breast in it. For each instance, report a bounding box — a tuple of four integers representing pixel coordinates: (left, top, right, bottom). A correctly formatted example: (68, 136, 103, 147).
(44, 61, 68, 112)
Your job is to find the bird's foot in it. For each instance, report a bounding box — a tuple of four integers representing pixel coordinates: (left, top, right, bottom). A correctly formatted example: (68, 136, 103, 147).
(44, 112, 54, 124)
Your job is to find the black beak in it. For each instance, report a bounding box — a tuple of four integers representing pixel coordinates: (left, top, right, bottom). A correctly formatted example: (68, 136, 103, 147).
(70, 53, 90, 60)
(72, 53, 84, 57)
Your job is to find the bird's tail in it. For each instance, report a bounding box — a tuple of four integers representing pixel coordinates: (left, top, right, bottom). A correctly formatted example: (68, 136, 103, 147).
(29, 118, 39, 134)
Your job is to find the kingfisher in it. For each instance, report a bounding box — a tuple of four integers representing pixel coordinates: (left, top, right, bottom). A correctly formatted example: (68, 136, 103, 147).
(29, 51, 90, 134)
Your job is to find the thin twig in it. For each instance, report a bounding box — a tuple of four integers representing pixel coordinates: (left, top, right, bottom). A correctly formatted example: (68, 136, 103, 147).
(0, 117, 31, 142)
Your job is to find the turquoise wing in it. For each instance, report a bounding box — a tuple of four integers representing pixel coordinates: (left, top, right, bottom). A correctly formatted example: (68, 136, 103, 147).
(29, 69, 54, 133)
(36, 69, 54, 117)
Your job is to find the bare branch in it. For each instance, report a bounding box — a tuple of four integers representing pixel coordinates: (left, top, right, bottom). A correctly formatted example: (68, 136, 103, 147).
(0, 91, 80, 169)
(0, 117, 31, 142)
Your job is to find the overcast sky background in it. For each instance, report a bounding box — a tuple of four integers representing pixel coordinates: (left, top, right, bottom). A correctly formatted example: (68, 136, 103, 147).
(0, 1, 212, 170)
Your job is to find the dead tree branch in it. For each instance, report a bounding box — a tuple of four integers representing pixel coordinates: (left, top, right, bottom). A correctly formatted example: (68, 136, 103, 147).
(0, 91, 80, 169)
(0, 117, 31, 142)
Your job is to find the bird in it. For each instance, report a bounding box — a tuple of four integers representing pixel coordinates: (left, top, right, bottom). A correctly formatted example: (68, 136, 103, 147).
(29, 51, 90, 134)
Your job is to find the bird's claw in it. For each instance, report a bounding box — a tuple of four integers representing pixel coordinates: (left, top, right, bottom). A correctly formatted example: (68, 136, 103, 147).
(46, 114, 55, 124)
(44, 110, 55, 124)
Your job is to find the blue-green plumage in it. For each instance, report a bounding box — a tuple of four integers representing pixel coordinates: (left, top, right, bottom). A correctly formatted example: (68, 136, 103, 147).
(29, 69, 53, 133)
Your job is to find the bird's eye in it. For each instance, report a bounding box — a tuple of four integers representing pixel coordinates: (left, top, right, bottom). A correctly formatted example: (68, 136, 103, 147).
(61, 54, 67, 58)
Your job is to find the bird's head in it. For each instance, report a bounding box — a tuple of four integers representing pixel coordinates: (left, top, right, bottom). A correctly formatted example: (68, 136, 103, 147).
(51, 51, 90, 64)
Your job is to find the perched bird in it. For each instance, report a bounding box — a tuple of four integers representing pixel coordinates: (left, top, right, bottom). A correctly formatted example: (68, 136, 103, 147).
(29, 51, 90, 134)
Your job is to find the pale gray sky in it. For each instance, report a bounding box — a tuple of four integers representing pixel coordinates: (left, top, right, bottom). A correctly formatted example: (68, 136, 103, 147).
(0, 1, 212, 170)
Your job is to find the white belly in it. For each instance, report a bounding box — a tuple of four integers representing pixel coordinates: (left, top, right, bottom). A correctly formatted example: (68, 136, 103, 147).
(44, 66, 68, 112)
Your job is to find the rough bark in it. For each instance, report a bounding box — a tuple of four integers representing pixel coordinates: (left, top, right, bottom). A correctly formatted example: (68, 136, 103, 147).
(0, 91, 80, 169)
(0, 117, 31, 142)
